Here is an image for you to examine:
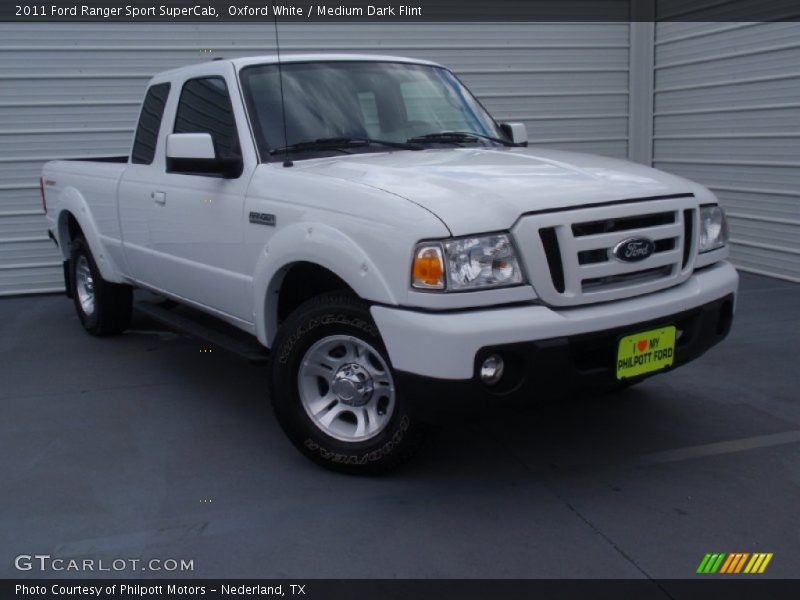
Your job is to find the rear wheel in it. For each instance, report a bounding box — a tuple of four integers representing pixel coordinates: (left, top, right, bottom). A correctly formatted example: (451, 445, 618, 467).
(69, 236, 132, 336)
(270, 292, 427, 475)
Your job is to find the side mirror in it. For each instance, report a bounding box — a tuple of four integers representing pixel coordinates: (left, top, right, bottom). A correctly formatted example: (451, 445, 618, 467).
(167, 132, 216, 160)
(500, 122, 528, 146)
(166, 133, 242, 178)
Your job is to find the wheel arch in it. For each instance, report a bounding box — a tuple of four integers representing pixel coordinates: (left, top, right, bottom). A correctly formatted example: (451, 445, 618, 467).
(56, 210, 83, 260)
(252, 222, 398, 347)
(54, 186, 125, 283)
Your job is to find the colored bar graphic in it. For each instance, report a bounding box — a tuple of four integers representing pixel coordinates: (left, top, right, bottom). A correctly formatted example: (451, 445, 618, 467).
(728, 553, 742, 573)
(705, 552, 775, 575)
(703, 554, 720, 573)
(734, 553, 749, 573)
(758, 553, 773, 573)
(721, 553, 739, 573)
(719, 554, 736, 574)
(697, 552, 726, 573)
(728, 554, 742, 574)
(744, 554, 760, 574)
(711, 552, 725, 573)
(697, 554, 713, 574)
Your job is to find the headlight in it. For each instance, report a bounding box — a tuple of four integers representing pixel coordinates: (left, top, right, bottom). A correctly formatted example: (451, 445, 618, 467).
(412, 233, 524, 291)
(699, 205, 729, 253)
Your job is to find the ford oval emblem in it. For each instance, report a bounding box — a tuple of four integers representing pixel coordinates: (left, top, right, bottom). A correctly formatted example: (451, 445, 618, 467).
(613, 237, 655, 262)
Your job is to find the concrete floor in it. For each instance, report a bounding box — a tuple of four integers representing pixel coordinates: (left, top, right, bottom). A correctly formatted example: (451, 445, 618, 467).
(1, 272, 798, 579)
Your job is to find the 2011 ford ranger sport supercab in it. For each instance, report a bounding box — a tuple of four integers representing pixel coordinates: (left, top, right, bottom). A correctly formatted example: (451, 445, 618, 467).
(42, 54, 738, 474)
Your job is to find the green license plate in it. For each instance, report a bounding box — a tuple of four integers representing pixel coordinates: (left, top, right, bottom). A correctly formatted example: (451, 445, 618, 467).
(616, 326, 676, 380)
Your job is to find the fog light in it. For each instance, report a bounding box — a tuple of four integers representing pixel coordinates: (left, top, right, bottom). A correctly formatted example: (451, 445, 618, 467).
(480, 354, 505, 385)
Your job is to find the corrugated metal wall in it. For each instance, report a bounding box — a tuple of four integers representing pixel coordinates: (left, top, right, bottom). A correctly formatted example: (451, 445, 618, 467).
(653, 22, 800, 282)
(0, 22, 632, 295)
(8, 20, 799, 293)
(6, 23, 800, 295)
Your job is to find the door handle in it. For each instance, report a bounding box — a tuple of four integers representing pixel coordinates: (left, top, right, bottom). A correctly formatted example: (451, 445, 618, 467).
(151, 191, 166, 206)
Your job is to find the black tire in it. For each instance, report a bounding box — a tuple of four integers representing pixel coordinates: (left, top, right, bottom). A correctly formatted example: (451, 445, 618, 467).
(69, 236, 132, 336)
(269, 292, 427, 475)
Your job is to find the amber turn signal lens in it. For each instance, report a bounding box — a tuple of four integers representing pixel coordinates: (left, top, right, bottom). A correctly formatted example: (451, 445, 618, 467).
(412, 246, 445, 289)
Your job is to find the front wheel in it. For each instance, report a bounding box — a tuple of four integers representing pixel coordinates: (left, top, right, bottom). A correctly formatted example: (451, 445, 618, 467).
(269, 292, 427, 475)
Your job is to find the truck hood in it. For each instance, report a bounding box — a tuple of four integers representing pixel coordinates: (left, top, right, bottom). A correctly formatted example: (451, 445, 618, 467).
(295, 147, 697, 235)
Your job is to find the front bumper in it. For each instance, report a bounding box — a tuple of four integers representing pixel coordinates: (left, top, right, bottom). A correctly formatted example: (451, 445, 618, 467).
(394, 292, 734, 420)
(371, 261, 738, 380)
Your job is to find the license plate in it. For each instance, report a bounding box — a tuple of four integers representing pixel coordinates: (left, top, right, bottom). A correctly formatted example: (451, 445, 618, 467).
(616, 326, 676, 380)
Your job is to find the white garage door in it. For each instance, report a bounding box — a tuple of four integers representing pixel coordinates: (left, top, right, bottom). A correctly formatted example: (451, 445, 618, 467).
(653, 22, 800, 282)
(0, 22, 632, 295)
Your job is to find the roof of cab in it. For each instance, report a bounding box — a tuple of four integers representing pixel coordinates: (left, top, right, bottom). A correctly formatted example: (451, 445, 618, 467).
(232, 53, 444, 69)
(153, 54, 444, 81)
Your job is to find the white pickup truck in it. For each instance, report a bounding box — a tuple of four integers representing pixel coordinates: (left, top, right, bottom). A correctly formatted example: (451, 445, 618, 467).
(42, 54, 737, 473)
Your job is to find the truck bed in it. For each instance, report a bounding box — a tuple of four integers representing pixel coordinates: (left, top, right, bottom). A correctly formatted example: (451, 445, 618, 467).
(42, 158, 131, 262)
(65, 156, 128, 163)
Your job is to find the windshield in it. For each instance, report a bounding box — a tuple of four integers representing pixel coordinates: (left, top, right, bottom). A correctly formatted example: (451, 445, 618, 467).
(239, 61, 507, 159)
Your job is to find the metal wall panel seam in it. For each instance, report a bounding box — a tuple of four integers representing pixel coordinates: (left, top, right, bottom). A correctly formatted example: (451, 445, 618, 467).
(655, 41, 800, 70)
(654, 23, 758, 46)
(654, 71, 800, 93)
(654, 102, 800, 116)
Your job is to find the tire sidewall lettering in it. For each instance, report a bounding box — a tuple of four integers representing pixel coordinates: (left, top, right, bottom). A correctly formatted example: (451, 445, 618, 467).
(278, 313, 377, 365)
(302, 415, 410, 464)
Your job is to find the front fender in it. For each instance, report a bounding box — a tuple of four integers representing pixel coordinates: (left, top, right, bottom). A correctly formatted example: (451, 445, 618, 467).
(55, 186, 125, 283)
(252, 222, 396, 346)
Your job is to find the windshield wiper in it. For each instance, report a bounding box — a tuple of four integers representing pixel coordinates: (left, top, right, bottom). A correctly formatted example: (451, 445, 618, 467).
(406, 131, 519, 147)
(270, 137, 420, 156)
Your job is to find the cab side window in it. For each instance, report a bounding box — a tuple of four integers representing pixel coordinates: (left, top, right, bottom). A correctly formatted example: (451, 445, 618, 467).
(173, 77, 241, 161)
(131, 83, 170, 165)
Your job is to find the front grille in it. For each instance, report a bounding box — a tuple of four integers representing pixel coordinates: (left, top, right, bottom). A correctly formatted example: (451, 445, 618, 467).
(582, 265, 673, 292)
(539, 227, 565, 293)
(682, 209, 695, 269)
(578, 248, 608, 265)
(571, 211, 675, 237)
(515, 195, 698, 307)
(578, 233, 674, 266)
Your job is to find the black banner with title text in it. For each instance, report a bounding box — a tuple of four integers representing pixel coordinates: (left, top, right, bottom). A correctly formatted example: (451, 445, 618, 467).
(6, 579, 800, 600)
(2, 0, 800, 22)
